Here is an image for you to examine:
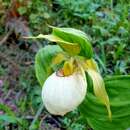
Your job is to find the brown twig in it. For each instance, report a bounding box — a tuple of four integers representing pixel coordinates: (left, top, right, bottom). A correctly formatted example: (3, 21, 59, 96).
(0, 30, 12, 46)
(39, 114, 48, 128)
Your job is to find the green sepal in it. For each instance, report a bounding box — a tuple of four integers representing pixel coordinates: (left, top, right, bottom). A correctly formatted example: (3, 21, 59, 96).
(35, 45, 63, 86)
(26, 27, 93, 58)
(52, 27, 93, 58)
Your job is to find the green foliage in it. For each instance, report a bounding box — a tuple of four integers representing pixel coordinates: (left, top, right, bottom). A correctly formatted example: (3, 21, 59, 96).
(0, 65, 5, 76)
(1, 0, 130, 129)
(0, 103, 15, 116)
(0, 103, 27, 128)
(18, 6, 27, 15)
(79, 75, 130, 130)
(61, 111, 87, 130)
(25, 0, 52, 34)
(56, 0, 104, 19)
(0, 115, 18, 124)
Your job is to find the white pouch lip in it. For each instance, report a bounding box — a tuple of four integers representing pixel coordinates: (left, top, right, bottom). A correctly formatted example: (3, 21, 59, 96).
(42, 71, 87, 115)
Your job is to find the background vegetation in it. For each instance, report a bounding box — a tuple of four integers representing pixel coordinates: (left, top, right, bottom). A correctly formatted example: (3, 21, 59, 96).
(0, 0, 130, 129)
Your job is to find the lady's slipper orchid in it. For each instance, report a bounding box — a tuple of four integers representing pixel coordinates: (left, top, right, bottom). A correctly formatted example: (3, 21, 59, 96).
(27, 27, 111, 119)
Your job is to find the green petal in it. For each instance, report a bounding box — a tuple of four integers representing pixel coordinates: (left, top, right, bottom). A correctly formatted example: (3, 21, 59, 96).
(26, 34, 81, 56)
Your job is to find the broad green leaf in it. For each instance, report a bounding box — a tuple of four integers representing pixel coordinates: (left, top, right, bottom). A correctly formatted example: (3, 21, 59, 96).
(35, 45, 63, 86)
(0, 115, 17, 123)
(0, 115, 23, 124)
(87, 69, 111, 119)
(79, 75, 130, 130)
(52, 27, 93, 58)
(0, 104, 23, 125)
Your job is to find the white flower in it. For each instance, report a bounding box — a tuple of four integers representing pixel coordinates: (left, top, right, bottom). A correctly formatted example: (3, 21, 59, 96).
(42, 71, 87, 116)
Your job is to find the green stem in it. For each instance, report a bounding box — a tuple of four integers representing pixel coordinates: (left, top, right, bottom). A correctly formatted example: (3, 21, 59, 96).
(110, 0, 113, 11)
(100, 44, 107, 71)
(29, 103, 44, 130)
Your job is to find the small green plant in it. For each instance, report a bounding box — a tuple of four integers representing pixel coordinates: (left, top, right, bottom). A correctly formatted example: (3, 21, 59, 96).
(27, 26, 130, 130)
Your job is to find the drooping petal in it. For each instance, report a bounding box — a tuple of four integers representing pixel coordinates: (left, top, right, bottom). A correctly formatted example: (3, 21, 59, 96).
(87, 69, 112, 120)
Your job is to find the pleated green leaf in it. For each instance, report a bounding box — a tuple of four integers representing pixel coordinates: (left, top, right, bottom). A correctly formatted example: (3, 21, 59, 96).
(35, 45, 63, 86)
(79, 75, 130, 130)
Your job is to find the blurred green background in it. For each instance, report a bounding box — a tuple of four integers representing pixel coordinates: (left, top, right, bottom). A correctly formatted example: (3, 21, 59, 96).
(0, 0, 130, 129)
